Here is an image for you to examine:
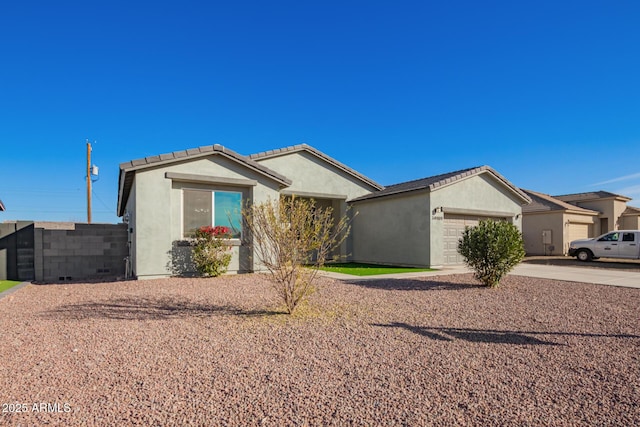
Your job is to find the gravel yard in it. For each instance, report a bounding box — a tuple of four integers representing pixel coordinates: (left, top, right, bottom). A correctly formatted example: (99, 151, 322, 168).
(1, 273, 638, 426)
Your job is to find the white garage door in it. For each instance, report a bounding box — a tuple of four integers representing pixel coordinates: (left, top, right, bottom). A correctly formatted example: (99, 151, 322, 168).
(568, 223, 591, 243)
(443, 214, 506, 265)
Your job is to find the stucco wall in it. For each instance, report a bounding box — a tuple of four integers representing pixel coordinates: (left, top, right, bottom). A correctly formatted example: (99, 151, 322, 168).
(621, 215, 640, 230)
(428, 174, 525, 266)
(351, 191, 431, 267)
(569, 199, 628, 233)
(130, 155, 282, 279)
(351, 173, 526, 268)
(256, 150, 379, 262)
(254, 151, 378, 200)
(522, 212, 565, 255)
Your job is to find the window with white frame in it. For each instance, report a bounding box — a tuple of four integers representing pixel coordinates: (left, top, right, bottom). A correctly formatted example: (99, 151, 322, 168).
(182, 189, 242, 238)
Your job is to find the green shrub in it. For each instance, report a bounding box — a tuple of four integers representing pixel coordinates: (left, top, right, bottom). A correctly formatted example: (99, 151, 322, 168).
(457, 219, 525, 288)
(192, 226, 233, 277)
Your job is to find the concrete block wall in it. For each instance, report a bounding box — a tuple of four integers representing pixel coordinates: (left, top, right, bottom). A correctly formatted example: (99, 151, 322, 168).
(38, 224, 128, 282)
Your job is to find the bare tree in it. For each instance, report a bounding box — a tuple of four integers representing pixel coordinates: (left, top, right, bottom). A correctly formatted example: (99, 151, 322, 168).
(243, 196, 351, 313)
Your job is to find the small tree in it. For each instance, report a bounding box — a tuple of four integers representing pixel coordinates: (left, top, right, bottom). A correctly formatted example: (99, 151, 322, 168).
(192, 225, 233, 277)
(243, 196, 351, 314)
(457, 219, 525, 288)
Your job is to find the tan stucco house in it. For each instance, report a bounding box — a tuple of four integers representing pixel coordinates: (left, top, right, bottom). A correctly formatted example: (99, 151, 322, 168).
(521, 190, 640, 255)
(522, 189, 599, 255)
(117, 145, 530, 279)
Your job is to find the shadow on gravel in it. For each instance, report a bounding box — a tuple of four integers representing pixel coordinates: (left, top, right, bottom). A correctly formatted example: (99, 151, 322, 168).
(343, 278, 481, 291)
(43, 296, 285, 320)
(373, 322, 640, 345)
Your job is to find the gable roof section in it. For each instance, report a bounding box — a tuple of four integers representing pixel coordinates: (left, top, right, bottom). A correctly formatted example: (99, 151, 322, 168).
(622, 205, 640, 216)
(249, 144, 384, 191)
(351, 166, 531, 204)
(117, 144, 292, 216)
(554, 190, 632, 203)
(521, 189, 599, 214)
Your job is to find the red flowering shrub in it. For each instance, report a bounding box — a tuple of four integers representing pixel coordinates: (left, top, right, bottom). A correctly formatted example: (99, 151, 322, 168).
(198, 225, 230, 238)
(192, 225, 232, 277)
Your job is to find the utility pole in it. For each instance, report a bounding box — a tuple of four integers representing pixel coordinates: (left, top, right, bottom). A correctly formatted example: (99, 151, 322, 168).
(86, 140, 92, 224)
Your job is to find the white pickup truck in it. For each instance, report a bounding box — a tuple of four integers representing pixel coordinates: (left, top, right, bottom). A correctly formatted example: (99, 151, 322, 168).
(568, 230, 640, 261)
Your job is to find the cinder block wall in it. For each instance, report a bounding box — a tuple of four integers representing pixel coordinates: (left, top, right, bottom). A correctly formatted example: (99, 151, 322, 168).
(37, 223, 128, 282)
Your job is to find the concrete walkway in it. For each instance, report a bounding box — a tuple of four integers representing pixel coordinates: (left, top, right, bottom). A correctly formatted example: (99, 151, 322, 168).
(321, 264, 640, 289)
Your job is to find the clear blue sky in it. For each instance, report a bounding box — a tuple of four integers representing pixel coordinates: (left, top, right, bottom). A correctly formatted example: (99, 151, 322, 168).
(1, 1, 638, 223)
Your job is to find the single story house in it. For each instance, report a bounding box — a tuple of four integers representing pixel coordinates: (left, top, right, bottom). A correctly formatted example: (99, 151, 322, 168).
(117, 144, 383, 279)
(117, 144, 530, 278)
(349, 166, 531, 267)
(521, 189, 599, 255)
(521, 190, 640, 255)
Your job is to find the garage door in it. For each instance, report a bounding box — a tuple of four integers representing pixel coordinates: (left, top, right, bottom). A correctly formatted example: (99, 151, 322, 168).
(567, 223, 591, 243)
(443, 214, 506, 265)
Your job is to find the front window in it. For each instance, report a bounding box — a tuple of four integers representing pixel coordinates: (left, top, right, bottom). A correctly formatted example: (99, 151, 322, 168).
(183, 189, 242, 238)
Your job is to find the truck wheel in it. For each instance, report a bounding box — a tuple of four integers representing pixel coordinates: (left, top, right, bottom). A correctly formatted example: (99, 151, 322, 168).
(576, 249, 592, 262)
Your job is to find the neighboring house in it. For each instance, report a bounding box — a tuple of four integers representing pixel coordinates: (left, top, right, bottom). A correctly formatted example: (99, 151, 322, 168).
(348, 166, 531, 268)
(621, 205, 640, 230)
(521, 189, 599, 255)
(521, 190, 640, 255)
(117, 144, 382, 279)
(117, 145, 530, 278)
(554, 191, 637, 233)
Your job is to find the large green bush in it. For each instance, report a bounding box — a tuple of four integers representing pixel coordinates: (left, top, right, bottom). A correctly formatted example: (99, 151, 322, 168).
(457, 219, 525, 287)
(192, 226, 233, 277)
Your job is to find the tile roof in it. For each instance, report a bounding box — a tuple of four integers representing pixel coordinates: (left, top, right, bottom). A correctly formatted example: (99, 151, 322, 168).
(521, 189, 599, 214)
(117, 144, 292, 216)
(249, 144, 384, 191)
(622, 205, 640, 215)
(350, 166, 531, 203)
(554, 191, 631, 202)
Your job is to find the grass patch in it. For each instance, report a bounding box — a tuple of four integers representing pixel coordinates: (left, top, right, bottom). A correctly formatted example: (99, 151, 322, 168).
(317, 263, 435, 276)
(0, 280, 22, 293)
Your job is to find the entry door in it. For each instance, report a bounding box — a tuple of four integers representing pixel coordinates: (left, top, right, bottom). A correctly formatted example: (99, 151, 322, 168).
(618, 232, 639, 258)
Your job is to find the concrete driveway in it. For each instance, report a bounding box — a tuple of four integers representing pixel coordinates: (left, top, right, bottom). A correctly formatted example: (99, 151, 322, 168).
(510, 264, 640, 289)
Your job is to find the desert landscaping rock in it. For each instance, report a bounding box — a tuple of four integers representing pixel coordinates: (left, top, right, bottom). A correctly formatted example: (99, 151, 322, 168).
(0, 274, 638, 426)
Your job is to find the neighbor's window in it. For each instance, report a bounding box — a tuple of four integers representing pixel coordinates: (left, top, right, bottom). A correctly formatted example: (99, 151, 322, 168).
(183, 189, 242, 238)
